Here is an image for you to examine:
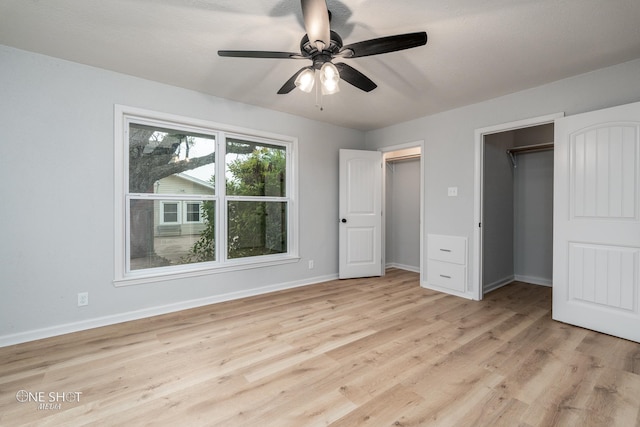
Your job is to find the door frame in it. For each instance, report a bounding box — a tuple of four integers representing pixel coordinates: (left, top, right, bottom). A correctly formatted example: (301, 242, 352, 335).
(379, 140, 425, 284)
(473, 113, 563, 300)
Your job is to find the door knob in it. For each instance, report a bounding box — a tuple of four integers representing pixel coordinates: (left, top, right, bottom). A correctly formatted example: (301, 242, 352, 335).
(341, 218, 347, 223)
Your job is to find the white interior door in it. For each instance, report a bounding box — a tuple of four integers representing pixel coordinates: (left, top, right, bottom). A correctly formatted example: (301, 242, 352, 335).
(339, 149, 383, 279)
(553, 101, 640, 342)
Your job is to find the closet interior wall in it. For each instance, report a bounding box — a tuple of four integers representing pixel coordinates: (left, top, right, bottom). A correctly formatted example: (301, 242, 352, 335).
(385, 151, 421, 272)
(483, 123, 554, 293)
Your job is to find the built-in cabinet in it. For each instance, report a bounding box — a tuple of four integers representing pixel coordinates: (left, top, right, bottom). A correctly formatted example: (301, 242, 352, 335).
(427, 234, 468, 293)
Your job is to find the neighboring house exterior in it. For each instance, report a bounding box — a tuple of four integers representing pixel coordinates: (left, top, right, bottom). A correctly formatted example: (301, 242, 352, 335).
(154, 173, 213, 237)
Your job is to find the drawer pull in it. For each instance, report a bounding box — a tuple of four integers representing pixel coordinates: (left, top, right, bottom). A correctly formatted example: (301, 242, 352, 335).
(440, 274, 452, 279)
(439, 249, 452, 252)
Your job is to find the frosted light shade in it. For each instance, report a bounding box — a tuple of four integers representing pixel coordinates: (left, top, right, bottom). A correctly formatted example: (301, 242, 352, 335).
(320, 62, 340, 95)
(295, 68, 315, 93)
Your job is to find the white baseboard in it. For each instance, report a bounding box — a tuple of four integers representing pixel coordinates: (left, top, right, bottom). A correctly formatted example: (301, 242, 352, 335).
(0, 273, 338, 348)
(421, 281, 475, 300)
(483, 275, 515, 294)
(483, 274, 552, 295)
(514, 274, 553, 287)
(385, 262, 420, 273)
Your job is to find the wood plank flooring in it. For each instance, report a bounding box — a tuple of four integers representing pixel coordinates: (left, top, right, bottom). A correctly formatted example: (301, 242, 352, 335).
(1, 269, 639, 426)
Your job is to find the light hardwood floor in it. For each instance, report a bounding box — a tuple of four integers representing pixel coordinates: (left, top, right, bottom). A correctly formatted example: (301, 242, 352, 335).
(1, 269, 639, 426)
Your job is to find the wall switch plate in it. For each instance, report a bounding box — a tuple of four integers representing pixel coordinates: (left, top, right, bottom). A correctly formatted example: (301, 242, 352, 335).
(77, 292, 89, 307)
(448, 187, 458, 197)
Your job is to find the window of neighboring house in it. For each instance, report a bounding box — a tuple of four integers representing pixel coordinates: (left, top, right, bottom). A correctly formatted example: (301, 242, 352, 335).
(184, 202, 203, 223)
(114, 105, 298, 285)
(160, 201, 181, 224)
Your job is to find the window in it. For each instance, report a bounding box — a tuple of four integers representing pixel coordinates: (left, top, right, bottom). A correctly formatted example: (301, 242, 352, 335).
(184, 202, 203, 223)
(160, 202, 180, 224)
(114, 106, 298, 284)
(225, 138, 288, 260)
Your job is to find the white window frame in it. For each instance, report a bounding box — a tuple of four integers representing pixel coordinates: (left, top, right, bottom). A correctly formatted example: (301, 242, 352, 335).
(114, 105, 299, 286)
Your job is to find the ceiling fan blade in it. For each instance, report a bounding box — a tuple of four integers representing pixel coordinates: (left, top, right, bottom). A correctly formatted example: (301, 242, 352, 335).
(338, 32, 427, 58)
(334, 63, 377, 92)
(277, 67, 308, 94)
(301, 0, 331, 50)
(218, 50, 307, 59)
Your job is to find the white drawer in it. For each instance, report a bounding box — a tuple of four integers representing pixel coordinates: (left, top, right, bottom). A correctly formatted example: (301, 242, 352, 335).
(427, 260, 466, 292)
(427, 234, 467, 265)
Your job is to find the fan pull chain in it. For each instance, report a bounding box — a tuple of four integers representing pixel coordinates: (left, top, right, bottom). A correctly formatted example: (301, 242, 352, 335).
(314, 70, 324, 111)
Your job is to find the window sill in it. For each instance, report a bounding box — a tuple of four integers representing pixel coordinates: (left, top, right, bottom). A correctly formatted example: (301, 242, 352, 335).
(114, 255, 301, 287)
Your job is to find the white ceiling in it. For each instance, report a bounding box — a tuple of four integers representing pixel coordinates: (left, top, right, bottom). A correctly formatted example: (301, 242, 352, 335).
(2, 0, 640, 130)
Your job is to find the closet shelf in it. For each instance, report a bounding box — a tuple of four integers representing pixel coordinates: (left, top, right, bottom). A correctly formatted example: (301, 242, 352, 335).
(386, 153, 421, 163)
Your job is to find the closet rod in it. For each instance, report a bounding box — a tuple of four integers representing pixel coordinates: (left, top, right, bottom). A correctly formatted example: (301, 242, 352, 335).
(507, 142, 554, 167)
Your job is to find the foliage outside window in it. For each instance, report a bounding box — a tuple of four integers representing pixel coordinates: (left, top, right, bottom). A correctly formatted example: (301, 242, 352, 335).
(116, 106, 296, 283)
(226, 139, 288, 259)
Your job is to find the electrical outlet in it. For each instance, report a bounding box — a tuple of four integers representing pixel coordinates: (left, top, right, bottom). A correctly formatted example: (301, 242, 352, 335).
(448, 187, 458, 197)
(77, 292, 89, 307)
(308, 260, 314, 269)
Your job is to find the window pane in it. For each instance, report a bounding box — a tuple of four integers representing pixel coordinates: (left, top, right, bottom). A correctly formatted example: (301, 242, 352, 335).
(129, 123, 215, 195)
(185, 202, 202, 223)
(227, 201, 287, 259)
(225, 139, 286, 197)
(129, 199, 215, 270)
(162, 202, 179, 223)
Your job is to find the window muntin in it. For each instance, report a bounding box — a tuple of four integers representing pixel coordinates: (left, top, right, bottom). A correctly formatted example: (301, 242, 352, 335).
(117, 107, 297, 283)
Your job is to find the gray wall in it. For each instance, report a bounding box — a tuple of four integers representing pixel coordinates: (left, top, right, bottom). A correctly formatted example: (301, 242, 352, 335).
(365, 58, 640, 298)
(385, 158, 421, 271)
(0, 45, 364, 344)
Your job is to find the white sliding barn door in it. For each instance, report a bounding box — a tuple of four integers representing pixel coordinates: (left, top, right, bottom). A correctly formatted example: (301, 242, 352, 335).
(553, 101, 640, 342)
(339, 149, 383, 279)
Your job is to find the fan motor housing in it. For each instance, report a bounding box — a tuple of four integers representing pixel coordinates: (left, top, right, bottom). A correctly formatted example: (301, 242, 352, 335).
(300, 30, 343, 57)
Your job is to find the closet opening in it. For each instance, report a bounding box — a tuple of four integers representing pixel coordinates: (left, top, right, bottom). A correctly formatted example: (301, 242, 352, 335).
(382, 144, 423, 280)
(481, 123, 554, 295)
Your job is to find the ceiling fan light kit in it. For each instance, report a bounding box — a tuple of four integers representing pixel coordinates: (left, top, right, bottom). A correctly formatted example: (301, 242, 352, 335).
(218, 0, 427, 105)
(319, 62, 340, 95)
(294, 67, 316, 93)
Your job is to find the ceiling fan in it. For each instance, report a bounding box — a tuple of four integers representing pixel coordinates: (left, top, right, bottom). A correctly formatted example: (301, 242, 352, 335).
(218, 0, 427, 95)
